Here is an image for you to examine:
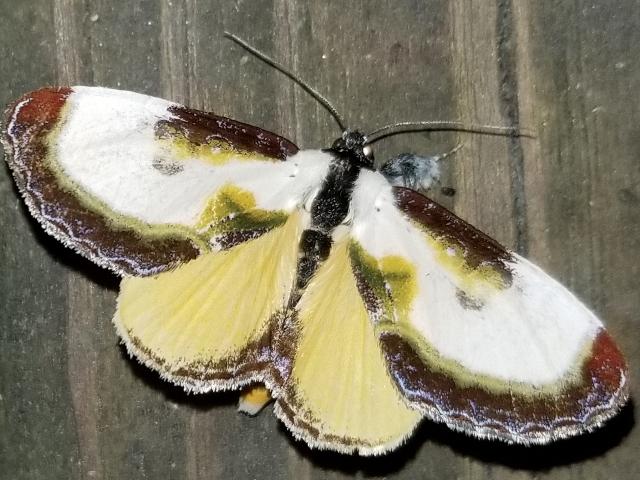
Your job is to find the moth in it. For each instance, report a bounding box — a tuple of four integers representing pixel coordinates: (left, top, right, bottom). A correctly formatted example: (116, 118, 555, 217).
(1, 41, 629, 456)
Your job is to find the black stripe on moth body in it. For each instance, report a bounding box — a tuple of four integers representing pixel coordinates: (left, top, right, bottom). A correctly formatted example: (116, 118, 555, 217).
(293, 156, 358, 294)
(309, 154, 361, 232)
(293, 131, 374, 292)
(311, 131, 375, 234)
(296, 230, 332, 290)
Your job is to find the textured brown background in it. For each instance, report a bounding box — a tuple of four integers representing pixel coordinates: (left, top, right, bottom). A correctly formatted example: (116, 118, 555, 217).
(1, 1, 638, 479)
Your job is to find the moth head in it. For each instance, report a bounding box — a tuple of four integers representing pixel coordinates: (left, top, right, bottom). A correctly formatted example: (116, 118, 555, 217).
(329, 130, 375, 169)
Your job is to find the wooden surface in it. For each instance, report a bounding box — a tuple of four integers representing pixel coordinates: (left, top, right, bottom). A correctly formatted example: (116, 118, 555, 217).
(1, 1, 638, 479)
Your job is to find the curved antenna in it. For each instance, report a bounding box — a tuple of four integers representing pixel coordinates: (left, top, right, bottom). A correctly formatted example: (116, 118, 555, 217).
(364, 120, 535, 145)
(224, 32, 347, 132)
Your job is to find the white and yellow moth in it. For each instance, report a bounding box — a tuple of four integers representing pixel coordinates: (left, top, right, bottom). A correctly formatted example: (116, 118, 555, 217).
(1, 84, 628, 455)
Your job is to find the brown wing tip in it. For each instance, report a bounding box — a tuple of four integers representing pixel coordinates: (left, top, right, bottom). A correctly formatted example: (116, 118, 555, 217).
(3, 87, 72, 141)
(588, 330, 628, 389)
(584, 329, 630, 424)
(3, 86, 72, 177)
(10, 87, 71, 121)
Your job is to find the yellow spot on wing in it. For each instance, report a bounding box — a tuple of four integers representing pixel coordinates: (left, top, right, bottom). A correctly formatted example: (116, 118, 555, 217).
(425, 235, 507, 295)
(203, 184, 255, 221)
(349, 241, 417, 324)
(116, 212, 302, 373)
(196, 184, 288, 234)
(289, 241, 421, 449)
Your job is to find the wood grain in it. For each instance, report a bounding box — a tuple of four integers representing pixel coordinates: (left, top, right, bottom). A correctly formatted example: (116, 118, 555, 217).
(1, 1, 638, 479)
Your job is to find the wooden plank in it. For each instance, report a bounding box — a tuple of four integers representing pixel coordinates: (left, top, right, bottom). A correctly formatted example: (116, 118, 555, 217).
(0, 0, 638, 479)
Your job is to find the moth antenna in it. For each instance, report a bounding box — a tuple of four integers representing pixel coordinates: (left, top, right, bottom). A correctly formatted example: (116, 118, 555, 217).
(224, 32, 347, 132)
(364, 121, 535, 145)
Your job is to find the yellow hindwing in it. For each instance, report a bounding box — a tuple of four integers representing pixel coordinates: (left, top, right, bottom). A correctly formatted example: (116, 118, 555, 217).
(115, 212, 302, 377)
(285, 241, 422, 452)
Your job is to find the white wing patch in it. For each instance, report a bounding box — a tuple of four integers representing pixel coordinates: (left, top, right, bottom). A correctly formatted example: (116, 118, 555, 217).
(350, 170, 600, 385)
(56, 87, 329, 226)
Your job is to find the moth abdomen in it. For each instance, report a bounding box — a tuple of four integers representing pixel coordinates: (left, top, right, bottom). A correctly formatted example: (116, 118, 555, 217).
(296, 229, 333, 290)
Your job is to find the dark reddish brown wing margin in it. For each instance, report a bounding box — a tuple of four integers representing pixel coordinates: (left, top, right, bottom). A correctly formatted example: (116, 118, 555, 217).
(1, 87, 298, 277)
(165, 105, 298, 161)
(394, 186, 514, 282)
(381, 186, 629, 444)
